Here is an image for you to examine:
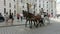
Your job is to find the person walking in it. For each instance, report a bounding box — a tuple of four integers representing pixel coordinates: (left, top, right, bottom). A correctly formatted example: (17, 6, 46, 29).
(20, 13, 23, 21)
(17, 13, 20, 22)
(5, 12, 9, 25)
(47, 13, 50, 24)
(41, 13, 44, 25)
(11, 13, 14, 24)
(9, 13, 13, 25)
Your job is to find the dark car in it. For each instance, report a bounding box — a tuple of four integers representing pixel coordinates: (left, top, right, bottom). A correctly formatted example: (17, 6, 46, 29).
(0, 16, 5, 22)
(0, 15, 5, 22)
(0, 13, 5, 22)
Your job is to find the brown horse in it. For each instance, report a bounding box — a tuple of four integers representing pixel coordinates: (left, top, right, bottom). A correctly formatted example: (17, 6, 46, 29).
(23, 11, 44, 28)
(28, 15, 44, 28)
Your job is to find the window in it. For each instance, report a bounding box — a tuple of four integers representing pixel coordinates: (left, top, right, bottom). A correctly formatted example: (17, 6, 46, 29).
(51, 13, 53, 14)
(4, 0, 6, 6)
(14, 10, 16, 14)
(14, 0, 15, 1)
(51, 9, 53, 15)
(39, 4, 41, 8)
(51, 10, 53, 11)
(39, 5, 40, 8)
(47, 2, 48, 8)
(51, 10, 53, 13)
(4, 8, 6, 13)
(47, 2, 48, 3)
(22, 6, 24, 8)
(51, 13, 53, 16)
(9, 9, 11, 13)
(47, 10, 48, 12)
(9, 3, 11, 7)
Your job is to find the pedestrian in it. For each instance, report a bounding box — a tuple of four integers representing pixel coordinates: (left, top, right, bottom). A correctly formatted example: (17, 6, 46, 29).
(47, 13, 50, 24)
(17, 13, 20, 22)
(9, 13, 13, 25)
(20, 13, 23, 21)
(5, 12, 9, 25)
(41, 13, 44, 25)
(11, 13, 14, 24)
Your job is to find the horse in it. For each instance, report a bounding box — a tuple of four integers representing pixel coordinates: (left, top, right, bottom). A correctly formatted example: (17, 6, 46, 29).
(22, 11, 44, 28)
(28, 14, 44, 28)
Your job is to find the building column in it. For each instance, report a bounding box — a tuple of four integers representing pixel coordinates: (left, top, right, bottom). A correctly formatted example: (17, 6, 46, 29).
(17, 0, 22, 14)
(53, 0, 56, 17)
(36, 0, 39, 15)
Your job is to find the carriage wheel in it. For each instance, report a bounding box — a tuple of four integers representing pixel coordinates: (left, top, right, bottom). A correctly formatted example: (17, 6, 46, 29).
(44, 17, 50, 25)
(47, 18, 50, 24)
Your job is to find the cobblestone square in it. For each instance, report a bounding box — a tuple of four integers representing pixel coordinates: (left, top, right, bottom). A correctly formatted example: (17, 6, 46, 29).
(0, 18, 59, 34)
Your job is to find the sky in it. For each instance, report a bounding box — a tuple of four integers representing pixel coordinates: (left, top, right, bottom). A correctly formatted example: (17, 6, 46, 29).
(57, 0, 60, 4)
(57, 0, 60, 2)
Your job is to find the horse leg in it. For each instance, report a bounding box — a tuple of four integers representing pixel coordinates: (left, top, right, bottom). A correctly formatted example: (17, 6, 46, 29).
(39, 20, 42, 27)
(29, 20, 30, 26)
(34, 20, 36, 26)
(25, 19, 28, 27)
(35, 20, 38, 28)
(29, 20, 32, 28)
(41, 19, 44, 26)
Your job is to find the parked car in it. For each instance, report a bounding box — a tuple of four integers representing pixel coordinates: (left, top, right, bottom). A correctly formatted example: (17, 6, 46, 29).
(0, 13, 5, 22)
(0, 16, 5, 22)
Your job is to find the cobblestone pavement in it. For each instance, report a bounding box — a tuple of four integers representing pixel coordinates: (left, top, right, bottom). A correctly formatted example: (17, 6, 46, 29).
(0, 18, 60, 34)
(0, 20, 60, 34)
(0, 18, 26, 26)
(0, 17, 50, 26)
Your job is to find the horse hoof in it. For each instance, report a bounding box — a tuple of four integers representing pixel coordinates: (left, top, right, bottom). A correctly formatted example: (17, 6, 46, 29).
(30, 27, 32, 29)
(36, 26, 38, 28)
(29, 26, 32, 28)
(35, 25, 38, 28)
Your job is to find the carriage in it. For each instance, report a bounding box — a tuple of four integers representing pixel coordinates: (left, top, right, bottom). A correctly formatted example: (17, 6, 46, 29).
(22, 10, 50, 28)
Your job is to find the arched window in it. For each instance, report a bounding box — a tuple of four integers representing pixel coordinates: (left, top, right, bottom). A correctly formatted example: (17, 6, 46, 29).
(9, 3, 11, 7)
(4, 0, 6, 6)
(9, 9, 11, 13)
(14, 0, 15, 2)
(4, 8, 6, 13)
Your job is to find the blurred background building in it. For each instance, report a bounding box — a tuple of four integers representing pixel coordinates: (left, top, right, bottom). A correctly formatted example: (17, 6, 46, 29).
(0, 0, 17, 16)
(0, 0, 56, 17)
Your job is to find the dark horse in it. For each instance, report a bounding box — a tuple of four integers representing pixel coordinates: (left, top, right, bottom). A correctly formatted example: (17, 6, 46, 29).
(23, 11, 44, 28)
